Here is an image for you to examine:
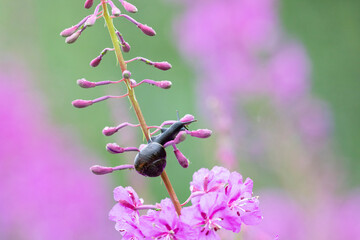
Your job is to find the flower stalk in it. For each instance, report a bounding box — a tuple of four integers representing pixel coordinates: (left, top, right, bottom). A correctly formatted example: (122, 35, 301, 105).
(100, 0, 182, 215)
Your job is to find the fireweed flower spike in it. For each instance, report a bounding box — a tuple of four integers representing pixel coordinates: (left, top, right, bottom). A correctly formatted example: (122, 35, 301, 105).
(61, 0, 263, 238)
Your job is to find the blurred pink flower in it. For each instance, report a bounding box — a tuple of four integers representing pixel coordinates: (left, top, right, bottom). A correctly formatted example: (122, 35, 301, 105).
(0, 60, 118, 239)
(335, 192, 360, 239)
(268, 43, 310, 103)
(175, 0, 332, 169)
(244, 190, 305, 240)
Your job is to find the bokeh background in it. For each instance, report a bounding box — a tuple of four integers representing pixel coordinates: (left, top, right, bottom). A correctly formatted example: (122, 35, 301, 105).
(1, 0, 359, 239)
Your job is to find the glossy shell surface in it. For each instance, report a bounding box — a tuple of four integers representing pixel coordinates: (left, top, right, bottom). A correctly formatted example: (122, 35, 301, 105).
(134, 142, 167, 177)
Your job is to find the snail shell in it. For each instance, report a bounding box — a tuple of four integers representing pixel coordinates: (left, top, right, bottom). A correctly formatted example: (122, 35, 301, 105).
(134, 142, 167, 177)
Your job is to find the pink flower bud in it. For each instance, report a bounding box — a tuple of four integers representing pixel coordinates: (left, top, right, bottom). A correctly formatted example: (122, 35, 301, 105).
(65, 31, 81, 44)
(90, 165, 113, 175)
(121, 42, 131, 52)
(90, 56, 102, 67)
(180, 114, 195, 123)
(122, 70, 131, 79)
(72, 99, 93, 108)
(138, 24, 156, 36)
(122, 1, 138, 13)
(154, 61, 172, 71)
(84, 0, 94, 9)
(106, 143, 125, 154)
(77, 78, 96, 88)
(85, 14, 97, 27)
(112, 6, 121, 16)
(189, 129, 212, 138)
(60, 26, 78, 37)
(102, 127, 118, 136)
(130, 79, 137, 86)
(174, 131, 187, 144)
(157, 81, 172, 89)
(174, 149, 189, 168)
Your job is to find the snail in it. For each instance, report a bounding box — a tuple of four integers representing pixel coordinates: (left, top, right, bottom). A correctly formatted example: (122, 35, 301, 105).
(134, 120, 195, 177)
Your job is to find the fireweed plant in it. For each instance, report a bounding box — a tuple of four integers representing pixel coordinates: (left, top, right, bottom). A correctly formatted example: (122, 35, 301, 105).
(60, 0, 262, 239)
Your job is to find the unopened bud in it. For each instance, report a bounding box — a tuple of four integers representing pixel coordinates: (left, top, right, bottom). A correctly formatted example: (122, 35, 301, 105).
(130, 79, 137, 86)
(122, 70, 131, 79)
(174, 149, 189, 168)
(77, 78, 96, 88)
(90, 165, 113, 175)
(157, 81, 172, 89)
(180, 114, 195, 123)
(60, 26, 78, 37)
(112, 6, 121, 16)
(189, 129, 212, 138)
(85, 14, 97, 27)
(84, 0, 94, 9)
(121, 42, 131, 52)
(65, 31, 81, 44)
(122, 1, 138, 13)
(174, 131, 187, 144)
(154, 61, 172, 71)
(72, 99, 93, 108)
(90, 56, 102, 67)
(138, 24, 156, 36)
(106, 143, 125, 154)
(103, 127, 118, 136)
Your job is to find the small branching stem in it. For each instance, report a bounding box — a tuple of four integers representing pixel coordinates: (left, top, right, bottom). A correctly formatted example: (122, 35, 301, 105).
(101, 0, 182, 215)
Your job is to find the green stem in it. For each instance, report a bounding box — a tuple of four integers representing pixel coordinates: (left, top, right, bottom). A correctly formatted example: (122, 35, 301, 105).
(101, 0, 182, 215)
(101, 1, 149, 140)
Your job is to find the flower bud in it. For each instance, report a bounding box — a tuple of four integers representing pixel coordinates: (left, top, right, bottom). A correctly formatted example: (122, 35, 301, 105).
(65, 31, 81, 44)
(130, 79, 137, 86)
(90, 165, 113, 175)
(174, 149, 189, 168)
(112, 6, 121, 16)
(84, 0, 94, 9)
(72, 99, 93, 108)
(189, 129, 212, 138)
(85, 14, 97, 27)
(60, 26, 78, 37)
(102, 127, 118, 136)
(157, 81, 172, 89)
(121, 42, 131, 52)
(174, 131, 187, 144)
(122, 1, 138, 13)
(154, 61, 172, 71)
(180, 114, 195, 123)
(90, 56, 102, 67)
(122, 70, 131, 79)
(138, 24, 156, 36)
(77, 78, 96, 88)
(106, 143, 125, 154)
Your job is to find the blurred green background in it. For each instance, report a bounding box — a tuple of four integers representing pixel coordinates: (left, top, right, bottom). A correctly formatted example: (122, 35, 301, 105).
(1, 0, 359, 205)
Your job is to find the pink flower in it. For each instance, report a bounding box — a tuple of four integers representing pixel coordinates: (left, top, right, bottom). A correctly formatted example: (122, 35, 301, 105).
(190, 166, 230, 194)
(226, 172, 262, 225)
(109, 186, 143, 220)
(140, 198, 198, 239)
(109, 186, 145, 239)
(182, 192, 242, 238)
